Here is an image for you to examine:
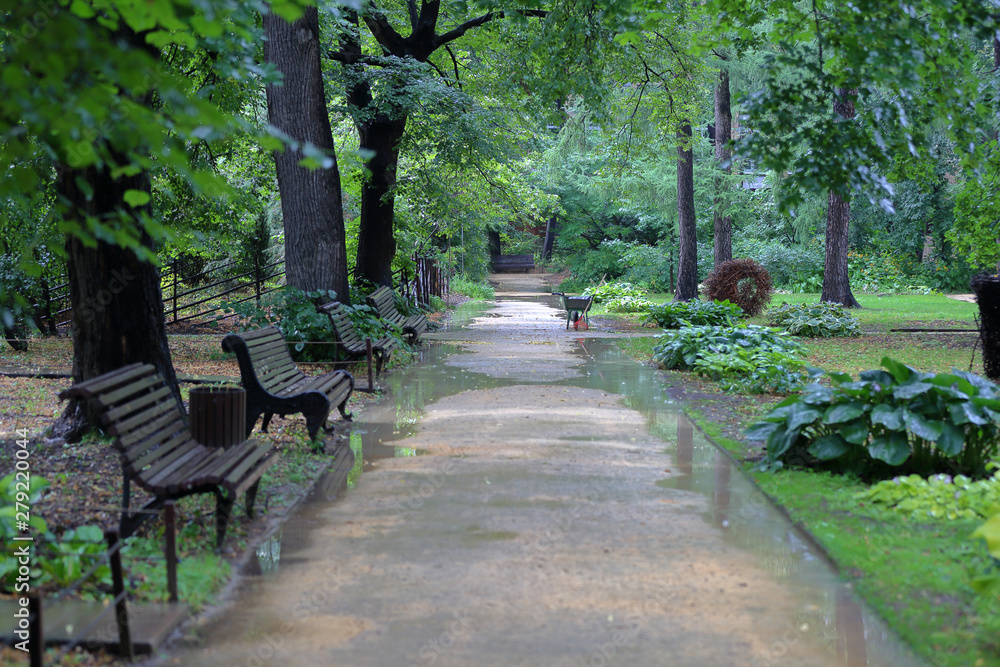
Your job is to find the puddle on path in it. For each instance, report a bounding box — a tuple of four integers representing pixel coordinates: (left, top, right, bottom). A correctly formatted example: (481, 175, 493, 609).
(243, 295, 924, 667)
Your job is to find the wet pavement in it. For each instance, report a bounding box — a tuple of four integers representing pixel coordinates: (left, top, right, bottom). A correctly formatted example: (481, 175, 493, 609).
(161, 275, 926, 667)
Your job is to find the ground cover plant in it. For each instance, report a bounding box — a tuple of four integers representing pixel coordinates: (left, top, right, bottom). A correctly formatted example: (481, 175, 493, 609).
(858, 469, 1000, 520)
(604, 295, 655, 312)
(644, 299, 742, 328)
(766, 301, 862, 337)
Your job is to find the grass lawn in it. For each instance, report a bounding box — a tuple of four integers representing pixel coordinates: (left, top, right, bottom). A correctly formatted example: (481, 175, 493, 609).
(614, 292, 1000, 666)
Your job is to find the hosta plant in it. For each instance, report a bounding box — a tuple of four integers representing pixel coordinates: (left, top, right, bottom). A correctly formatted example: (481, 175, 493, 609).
(644, 299, 742, 329)
(582, 282, 646, 303)
(746, 357, 1000, 479)
(766, 301, 862, 337)
(653, 325, 808, 394)
(604, 295, 655, 313)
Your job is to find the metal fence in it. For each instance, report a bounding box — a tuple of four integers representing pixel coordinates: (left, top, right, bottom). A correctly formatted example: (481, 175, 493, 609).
(32, 253, 450, 333)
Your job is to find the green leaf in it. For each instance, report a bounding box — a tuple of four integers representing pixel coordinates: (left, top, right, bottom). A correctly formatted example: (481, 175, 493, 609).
(882, 357, 912, 383)
(823, 402, 865, 424)
(904, 411, 943, 442)
(937, 422, 965, 456)
(868, 433, 911, 466)
(839, 418, 869, 445)
(973, 514, 1000, 559)
(122, 189, 150, 207)
(808, 434, 849, 460)
(745, 421, 779, 441)
(893, 382, 933, 400)
(871, 404, 904, 430)
(787, 405, 821, 431)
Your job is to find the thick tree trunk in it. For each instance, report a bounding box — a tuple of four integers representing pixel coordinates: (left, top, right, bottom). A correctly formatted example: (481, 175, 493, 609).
(821, 89, 861, 308)
(675, 122, 699, 301)
(713, 68, 733, 269)
(53, 162, 180, 442)
(263, 6, 349, 301)
(355, 116, 407, 287)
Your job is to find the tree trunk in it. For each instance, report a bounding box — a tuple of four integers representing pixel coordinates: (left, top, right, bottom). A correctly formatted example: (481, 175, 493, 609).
(263, 6, 350, 301)
(675, 122, 699, 301)
(821, 89, 861, 308)
(542, 216, 557, 261)
(713, 68, 733, 269)
(52, 161, 180, 442)
(355, 116, 407, 287)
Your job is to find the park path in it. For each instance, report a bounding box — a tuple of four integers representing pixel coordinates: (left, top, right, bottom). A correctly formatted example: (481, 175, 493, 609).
(161, 274, 924, 667)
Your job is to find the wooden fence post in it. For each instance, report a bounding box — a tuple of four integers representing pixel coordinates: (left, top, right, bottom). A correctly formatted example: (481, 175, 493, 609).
(28, 595, 41, 667)
(105, 530, 134, 661)
(171, 259, 179, 323)
(164, 501, 178, 603)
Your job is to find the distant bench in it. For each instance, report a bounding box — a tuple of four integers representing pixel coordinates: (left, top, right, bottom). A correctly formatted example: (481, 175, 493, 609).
(492, 254, 535, 273)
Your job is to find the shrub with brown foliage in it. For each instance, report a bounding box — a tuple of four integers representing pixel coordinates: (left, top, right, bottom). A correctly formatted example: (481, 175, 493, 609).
(702, 258, 773, 317)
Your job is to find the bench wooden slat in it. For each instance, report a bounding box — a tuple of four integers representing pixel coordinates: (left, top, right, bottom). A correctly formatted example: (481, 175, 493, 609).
(104, 384, 175, 425)
(57, 363, 153, 400)
(107, 392, 179, 439)
(125, 423, 189, 470)
(211, 443, 275, 486)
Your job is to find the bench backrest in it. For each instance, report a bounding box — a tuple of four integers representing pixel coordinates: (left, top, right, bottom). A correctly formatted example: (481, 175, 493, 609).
(222, 326, 305, 396)
(368, 287, 403, 322)
(58, 364, 190, 477)
(319, 302, 365, 346)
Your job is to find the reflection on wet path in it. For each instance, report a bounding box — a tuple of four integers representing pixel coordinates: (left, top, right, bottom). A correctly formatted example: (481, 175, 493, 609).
(213, 293, 925, 667)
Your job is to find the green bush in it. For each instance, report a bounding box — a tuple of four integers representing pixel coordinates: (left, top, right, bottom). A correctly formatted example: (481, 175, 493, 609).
(644, 299, 742, 329)
(746, 358, 1000, 479)
(857, 469, 1000, 520)
(604, 295, 654, 313)
(451, 276, 495, 301)
(652, 325, 808, 394)
(971, 512, 1000, 594)
(582, 282, 646, 303)
(223, 286, 339, 361)
(766, 301, 862, 337)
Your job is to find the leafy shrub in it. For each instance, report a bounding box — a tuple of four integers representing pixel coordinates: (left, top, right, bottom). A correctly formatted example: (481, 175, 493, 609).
(223, 286, 339, 361)
(857, 469, 1000, 520)
(746, 358, 1000, 479)
(644, 299, 742, 328)
(653, 325, 807, 394)
(971, 512, 1000, 594)
(604, 295, 655, 313)
(0, 255, 42, 350)
(451, 276, 496, 301)
(1, 475, 110, 591)
(766, 301, 862, 337)
(582, 282, 646, 303)
(702, 258, 774, 317)
(848, 250, 935, 295)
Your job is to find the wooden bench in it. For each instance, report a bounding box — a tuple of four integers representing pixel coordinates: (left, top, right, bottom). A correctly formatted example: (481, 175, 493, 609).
(221, 326, 354, 441)
(367, 286, 429, 343)
(58, 364, 278, 549)
(492, 254, 535, 273)
(318, 301, 398, 377)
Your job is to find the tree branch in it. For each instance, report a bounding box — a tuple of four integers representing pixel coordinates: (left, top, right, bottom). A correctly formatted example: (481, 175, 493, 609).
(363, 8, 409, 56)
(434, 10, 547, 49)
(445, 44, 462, 89)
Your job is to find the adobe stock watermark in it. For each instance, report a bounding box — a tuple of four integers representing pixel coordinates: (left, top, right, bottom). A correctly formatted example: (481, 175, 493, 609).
(75, 267, 136, 323)
(408, 610, 476, 666)
(242, 564, 345, 667)
(573, 590, 675, 667)
(6, 2, 61, 54)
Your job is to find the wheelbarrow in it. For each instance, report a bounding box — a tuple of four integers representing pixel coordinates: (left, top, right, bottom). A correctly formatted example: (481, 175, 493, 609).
(552, 292, 593, 330)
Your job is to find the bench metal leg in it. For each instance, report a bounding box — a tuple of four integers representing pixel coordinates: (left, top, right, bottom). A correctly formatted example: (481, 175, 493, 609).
(215, 490, 235, 551)
(245, 480, 260, 520)
(261, 410, 275, 433)
(305, 407, 331, 442)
